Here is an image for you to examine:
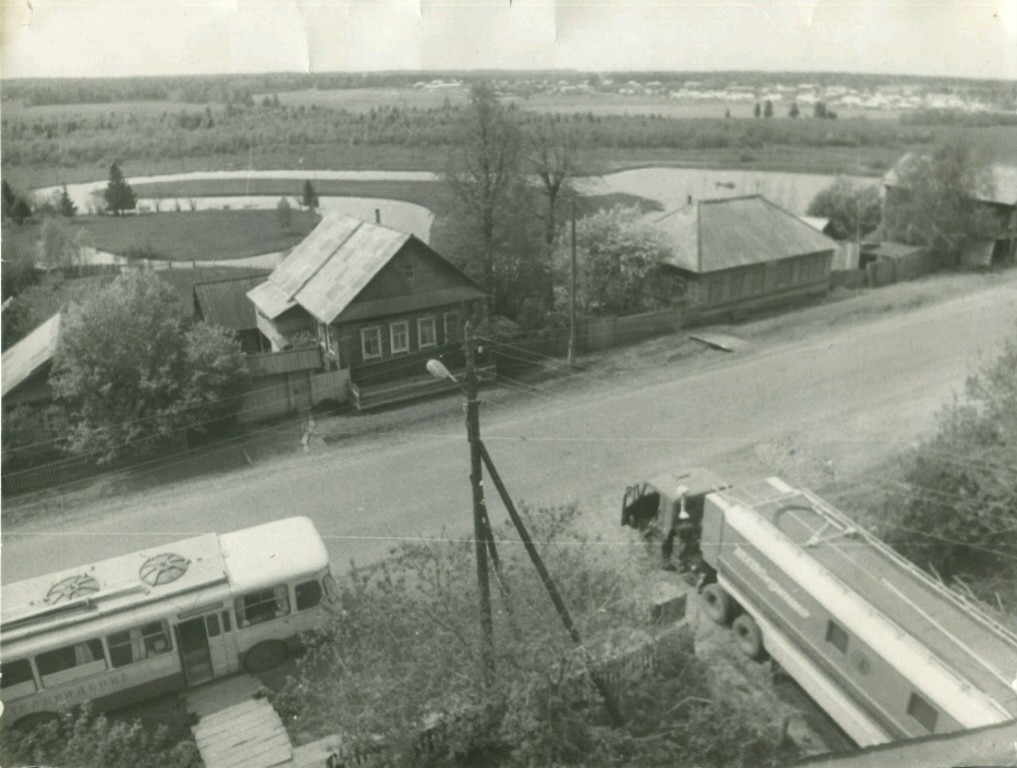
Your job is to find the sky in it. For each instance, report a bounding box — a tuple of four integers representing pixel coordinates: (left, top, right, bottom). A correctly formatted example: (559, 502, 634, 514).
(2, 0, 1016, 81)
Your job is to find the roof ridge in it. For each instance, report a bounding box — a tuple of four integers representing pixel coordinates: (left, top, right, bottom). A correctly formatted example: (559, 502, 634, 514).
(698, 193, 763, 205)
(193, 274, 269, 288)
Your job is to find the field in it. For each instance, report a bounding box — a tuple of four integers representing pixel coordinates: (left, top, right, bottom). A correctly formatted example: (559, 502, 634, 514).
(78, 209, 319, 261)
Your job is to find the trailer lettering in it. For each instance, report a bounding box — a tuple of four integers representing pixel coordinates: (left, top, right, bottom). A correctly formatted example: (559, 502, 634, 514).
(733, 546, 810, 619)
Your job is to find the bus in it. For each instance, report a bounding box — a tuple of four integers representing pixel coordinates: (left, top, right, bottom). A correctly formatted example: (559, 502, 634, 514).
(1, 516, 334, 729)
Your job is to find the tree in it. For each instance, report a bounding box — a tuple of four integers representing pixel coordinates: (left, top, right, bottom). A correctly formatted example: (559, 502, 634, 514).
(49, 272, 248, 464)
(788, 102, 800, 119)
(528, 115, 581, 307)
(884, 139, 997, 264)
(876, 329, 1017, 602)
(553, 206, 672, 315)
(276, 196, 293, 230)
(763, 99, 774, 118)
(806, 179, 882, 241)
(814, 101, 828, 119)
(754, 103, 761, 118)
(302, 180, 319, 210)
(2, 179, 17, 220)
(58, 186, 77, 217)
(104, 162, 136, 215)
(38, 215, 82, 270)
(441, 82, 526, 304)
(274, 503, 797, 768)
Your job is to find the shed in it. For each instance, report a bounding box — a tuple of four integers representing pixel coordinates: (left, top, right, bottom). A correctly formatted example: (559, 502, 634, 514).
(654, 195, 837, 318)
(1, 313, 62, 410)
(193, 276, 271, 353)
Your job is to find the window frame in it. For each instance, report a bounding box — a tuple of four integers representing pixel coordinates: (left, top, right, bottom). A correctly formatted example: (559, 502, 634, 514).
(107, 620, 173, 669)
(390, 321, 410, 355)
(36, 639, 108, 687)
(235, 585, 291, 629)
(295, 579, 324, 611)
(1, 659, 38, 699)
(417, 316, 437, 349)
(360, 326, 382, 361)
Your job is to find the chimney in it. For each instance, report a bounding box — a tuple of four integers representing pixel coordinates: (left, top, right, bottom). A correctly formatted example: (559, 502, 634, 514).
(374, 208, 381, 224)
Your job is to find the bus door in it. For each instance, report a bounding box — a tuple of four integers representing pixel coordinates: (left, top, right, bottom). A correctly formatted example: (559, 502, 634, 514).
(175, 610, 234, 684)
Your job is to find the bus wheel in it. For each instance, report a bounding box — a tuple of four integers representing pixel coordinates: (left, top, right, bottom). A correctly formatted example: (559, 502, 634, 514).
(701, 584, 737, 626)
(14, 711, 59, 731)
(245, 640, 288, 673)
(732, 614, 767, 661)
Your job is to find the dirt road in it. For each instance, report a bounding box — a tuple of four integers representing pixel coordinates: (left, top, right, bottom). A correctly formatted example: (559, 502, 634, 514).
(4, 279, 1015, 583)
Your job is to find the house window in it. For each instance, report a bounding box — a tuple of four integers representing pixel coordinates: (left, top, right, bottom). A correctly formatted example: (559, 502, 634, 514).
(404, 263, 415, 279)
(360, 327, 382, 361)
(36, 639, 107, 687)
(107, 621, 172, 668)
(752, 265, 766, 293)
(418, 317, 437, 348)
(390, 321, 410, 355)
(907, 692, 938, 732)
(825, 620, 849, 654)
(444, 312, 461, 343)
(235, 585, 290, 628)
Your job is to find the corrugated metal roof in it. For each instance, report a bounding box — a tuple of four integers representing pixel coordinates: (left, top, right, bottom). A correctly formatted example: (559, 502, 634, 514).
(193, 276, 265, 331)
(1, 313, 61, 398)
(655, 195, 837, 274)
(247, 213, 413, 324)
(884, 153, 1017, 206)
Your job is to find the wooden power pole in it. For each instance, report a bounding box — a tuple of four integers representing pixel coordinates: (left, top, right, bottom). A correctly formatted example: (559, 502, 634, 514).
(464, 322, 495, 682)
(568, 199, 578, 365)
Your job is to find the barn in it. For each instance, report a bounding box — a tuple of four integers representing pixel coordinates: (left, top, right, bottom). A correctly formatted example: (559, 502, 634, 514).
(653, 195, 837, 319)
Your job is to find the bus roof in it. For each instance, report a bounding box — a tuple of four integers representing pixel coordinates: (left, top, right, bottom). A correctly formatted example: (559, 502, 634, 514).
(0, 517, 328, 644)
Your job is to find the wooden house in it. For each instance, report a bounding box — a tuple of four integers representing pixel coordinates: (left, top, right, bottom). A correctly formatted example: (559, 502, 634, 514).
(247, 214, 491, 409)
(654, 195, 837, 319)
(193, 276, 272, 354)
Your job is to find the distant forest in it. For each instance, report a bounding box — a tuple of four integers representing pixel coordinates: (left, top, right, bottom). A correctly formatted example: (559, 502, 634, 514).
(3, 70, 1015, 107)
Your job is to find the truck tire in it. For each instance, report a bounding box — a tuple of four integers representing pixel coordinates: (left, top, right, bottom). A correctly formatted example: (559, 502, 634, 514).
(732, 614, 767, 661)
(701, 584, 737, 626)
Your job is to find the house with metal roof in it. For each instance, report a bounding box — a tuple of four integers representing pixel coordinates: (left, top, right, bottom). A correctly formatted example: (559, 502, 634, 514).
(247, 213, 490, 409)
(192, 276, 271, 354)
(654, 195, 837, 319)
(1, 313, 62, 411)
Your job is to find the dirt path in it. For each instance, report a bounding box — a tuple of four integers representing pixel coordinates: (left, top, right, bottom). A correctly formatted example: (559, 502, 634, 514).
(4, 273, 1016, 583)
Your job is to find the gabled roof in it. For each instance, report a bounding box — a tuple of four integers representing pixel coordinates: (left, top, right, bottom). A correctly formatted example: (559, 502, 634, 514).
(1, 313, 62, 398)
(249, 213, 484, 325)
(655, 195, 837, 274)
(193, 275, 266, 331)
(884, 153, 1017, 206)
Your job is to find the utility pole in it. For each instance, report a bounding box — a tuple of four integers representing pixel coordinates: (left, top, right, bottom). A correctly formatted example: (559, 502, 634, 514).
(464, 322, 495, 683)
(567, 198, 578, 365)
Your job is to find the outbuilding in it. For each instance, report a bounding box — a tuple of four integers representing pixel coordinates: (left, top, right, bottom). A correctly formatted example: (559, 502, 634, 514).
(654, 195, 837, 319)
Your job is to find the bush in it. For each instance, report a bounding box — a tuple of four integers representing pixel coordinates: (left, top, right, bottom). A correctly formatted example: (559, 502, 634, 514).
(0, 705, 201, 768)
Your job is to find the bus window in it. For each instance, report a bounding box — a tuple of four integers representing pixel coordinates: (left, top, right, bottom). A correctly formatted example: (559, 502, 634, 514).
(296, 580, 323, 610)
(235, 586, 290, 628)
(222, 611, 232, 632)
(36, 639, 107, 686)
(1, 659, 37, 698)
(206, 614, 221, 637)
(107, 622, 172, 668)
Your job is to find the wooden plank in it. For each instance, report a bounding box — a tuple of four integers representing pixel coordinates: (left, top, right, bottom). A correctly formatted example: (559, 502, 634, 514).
(199, 721, 286, 750)
(194, 700, 267, 731)
(197, 713, 285, 748)
(209, 739, 291, 768)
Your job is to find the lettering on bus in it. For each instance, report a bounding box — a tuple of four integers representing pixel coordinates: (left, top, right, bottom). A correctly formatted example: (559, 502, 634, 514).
(733, 545, 811, 619)
(9, 670, 132, 715)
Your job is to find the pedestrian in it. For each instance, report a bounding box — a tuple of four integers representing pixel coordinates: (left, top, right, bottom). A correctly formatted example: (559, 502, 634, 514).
(661, 484, 689, 571)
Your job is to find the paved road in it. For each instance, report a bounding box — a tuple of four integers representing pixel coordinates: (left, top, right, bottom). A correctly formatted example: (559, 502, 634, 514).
(3, 283, 1015, 583)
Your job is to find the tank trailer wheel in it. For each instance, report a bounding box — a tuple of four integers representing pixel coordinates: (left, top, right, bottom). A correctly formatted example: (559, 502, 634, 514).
(732, 614, 767, 661)
(701, 584, 738, 626)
